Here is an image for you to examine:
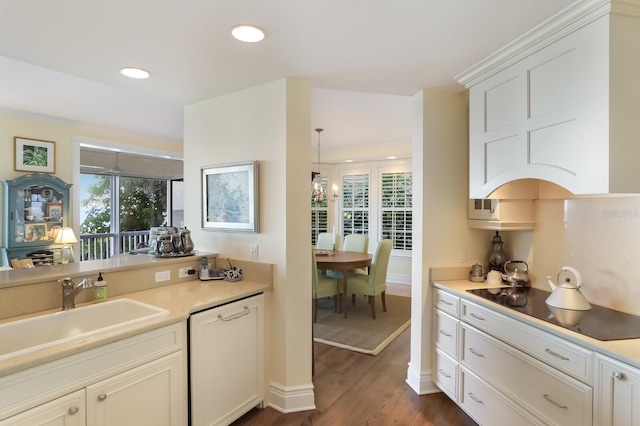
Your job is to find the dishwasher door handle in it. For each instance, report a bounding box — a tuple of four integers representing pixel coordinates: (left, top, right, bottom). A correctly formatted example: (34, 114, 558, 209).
(218, 306, 250, 321)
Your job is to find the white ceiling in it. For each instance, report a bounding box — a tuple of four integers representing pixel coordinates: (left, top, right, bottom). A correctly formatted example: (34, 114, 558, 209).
(0, 0, 574, 161)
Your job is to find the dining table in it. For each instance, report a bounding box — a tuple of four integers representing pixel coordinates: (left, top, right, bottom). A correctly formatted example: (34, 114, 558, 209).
(315, 250, 372, 318)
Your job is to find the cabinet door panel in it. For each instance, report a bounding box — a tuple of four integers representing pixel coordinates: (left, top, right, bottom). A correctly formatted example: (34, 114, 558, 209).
(190, 294, 265, 426)
(434, 348, 458, 402)
(86, 352, 185, 426)
(595, 354, 640, 426)
(485, 76, 521, 131)
(0, 390, 85, 426)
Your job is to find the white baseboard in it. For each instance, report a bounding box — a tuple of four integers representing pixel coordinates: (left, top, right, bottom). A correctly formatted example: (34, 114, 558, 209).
(387, 273, 411, 285)
(406, 364, 440, 395)
(267, 381, 316, 413)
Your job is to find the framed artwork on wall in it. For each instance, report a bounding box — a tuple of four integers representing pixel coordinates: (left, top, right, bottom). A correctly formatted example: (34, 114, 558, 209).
(202, 161, 259, 232)
(14, 137, 56, 173)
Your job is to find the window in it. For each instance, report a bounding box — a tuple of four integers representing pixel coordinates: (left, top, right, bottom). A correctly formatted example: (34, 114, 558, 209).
(380, 171, 412, 251)
(80, 173, 168, 260)
(311, 175, 329, 245)
(342, 173, 369, 237)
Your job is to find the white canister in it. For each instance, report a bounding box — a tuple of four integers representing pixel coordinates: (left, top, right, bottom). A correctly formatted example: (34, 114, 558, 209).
(487, 270, 503, 286)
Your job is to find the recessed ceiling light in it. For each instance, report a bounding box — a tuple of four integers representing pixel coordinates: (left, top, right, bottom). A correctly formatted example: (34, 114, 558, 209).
(119, 67, 150, 79)
(345, 159, 354, 163)
(387, 156, 397, 160)
(231, 25, 265, 42)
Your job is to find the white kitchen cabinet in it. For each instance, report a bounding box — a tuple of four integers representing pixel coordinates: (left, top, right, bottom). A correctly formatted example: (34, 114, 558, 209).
(0, 323, 187, 426)
(432, 288, 461, 402)
(458, 0, 640, 198)
(189, 293, 265, 426)
(0, 390, 86, 426)
(461, 323, 592, 425)
(86, 352, 183, 426)
(594, 353, 640, 426)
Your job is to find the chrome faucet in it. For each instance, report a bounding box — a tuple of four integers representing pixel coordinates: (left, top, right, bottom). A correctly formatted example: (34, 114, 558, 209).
(59, 276, 95, 310)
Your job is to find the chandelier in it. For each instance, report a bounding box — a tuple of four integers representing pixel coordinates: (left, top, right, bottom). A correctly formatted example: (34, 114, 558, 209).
(312, 128, 338, 203)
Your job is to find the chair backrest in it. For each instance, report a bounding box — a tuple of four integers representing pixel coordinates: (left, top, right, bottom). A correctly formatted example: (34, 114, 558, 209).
(316, 232, 336, 250)
(311, 248, 320, 297)
(342, 234, 369, 253)
(369, 239, 393, 292)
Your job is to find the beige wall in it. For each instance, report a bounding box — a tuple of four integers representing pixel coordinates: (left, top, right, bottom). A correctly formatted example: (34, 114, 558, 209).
(508, 196, 640, 316)
(183, 79, 313, 409)
(408, 89, 494, 394)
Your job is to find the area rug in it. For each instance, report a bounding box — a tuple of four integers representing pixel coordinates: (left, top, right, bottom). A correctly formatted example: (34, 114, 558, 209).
(313, 294, 411, 355)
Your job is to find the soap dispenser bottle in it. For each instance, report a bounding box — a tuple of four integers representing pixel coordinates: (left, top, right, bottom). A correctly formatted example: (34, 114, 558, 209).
(94, 272, 108, 302)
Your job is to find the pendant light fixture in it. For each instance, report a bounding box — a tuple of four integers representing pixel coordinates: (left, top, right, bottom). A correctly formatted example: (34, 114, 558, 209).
(311, 128, 338, 203)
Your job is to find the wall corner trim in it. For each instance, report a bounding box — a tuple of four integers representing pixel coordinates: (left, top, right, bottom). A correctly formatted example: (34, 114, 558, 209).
(268, 381, 316, 413)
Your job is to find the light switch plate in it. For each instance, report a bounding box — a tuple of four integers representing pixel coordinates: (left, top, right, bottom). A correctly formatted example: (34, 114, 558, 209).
(155, 270, 170, 282)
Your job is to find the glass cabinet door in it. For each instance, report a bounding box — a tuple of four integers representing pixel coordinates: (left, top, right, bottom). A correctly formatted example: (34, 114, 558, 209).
(2, 173, 72, 249)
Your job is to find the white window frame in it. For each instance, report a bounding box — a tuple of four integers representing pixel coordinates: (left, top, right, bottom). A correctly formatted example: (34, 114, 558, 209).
(379, 166, 412, 254)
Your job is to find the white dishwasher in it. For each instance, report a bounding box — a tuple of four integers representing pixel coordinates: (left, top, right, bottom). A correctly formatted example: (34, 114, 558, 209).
(189, 293, 265, 426)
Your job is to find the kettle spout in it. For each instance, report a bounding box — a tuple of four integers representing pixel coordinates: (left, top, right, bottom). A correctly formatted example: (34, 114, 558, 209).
(545, 275, 557, 291)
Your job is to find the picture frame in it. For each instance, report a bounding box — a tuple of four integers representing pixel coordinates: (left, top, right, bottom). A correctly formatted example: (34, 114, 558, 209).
(14, 137, 56, 173)
(24, 223, 48, 242)
(202, 161, 259, 232)
(46, 203, 63, 221)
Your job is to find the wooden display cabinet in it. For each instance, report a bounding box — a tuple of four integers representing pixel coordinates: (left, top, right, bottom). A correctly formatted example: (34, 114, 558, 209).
(1, 173, 72, 267)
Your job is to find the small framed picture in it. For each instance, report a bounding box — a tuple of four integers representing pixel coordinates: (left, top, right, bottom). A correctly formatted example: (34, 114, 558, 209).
(14, 137, 56, 173)
(202, 161, 259, 232)
(46, 203, 63, 221)
(24, 223, 48, 242)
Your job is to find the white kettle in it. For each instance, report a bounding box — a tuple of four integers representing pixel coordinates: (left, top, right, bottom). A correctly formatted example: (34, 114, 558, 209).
(545, 266, 591, 311)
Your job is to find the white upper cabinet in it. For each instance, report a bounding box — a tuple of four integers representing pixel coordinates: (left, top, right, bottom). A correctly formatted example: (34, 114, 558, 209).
(457, 0, 640, 198)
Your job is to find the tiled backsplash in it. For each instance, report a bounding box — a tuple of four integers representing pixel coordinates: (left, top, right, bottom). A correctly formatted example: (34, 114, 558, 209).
(532, 196, 640, 315)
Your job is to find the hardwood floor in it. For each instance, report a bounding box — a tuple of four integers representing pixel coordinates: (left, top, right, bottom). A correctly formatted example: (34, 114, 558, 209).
(231, 326, 477, 426)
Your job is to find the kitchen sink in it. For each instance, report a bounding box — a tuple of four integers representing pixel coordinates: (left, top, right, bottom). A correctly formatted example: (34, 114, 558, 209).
(0, 299, 168, 362)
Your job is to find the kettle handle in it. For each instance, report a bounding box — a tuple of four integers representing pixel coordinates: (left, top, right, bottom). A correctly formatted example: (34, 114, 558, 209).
(559, 266, 583, 290)
(503, 260, 529, 272)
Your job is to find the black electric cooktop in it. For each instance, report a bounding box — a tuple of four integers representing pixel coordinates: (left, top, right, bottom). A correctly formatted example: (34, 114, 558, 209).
(467, 287, 640, 341)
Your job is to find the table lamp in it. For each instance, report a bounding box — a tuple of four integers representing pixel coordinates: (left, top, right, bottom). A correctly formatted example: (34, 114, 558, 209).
(54, 227, 78, 264)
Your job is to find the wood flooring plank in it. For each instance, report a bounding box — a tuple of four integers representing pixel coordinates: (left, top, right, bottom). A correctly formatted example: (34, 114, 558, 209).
(231, 326, 477, 426)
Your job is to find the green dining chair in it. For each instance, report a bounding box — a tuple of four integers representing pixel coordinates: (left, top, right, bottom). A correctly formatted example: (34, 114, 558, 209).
(316, 232, 337, 251)
(337, 239, 392, 319)
(312, 249, 339, 322)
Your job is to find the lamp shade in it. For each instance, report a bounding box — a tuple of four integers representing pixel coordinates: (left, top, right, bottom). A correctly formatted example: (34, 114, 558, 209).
(54, 228, 78, 245)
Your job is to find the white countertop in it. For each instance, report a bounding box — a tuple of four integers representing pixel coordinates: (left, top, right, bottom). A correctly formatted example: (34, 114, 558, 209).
(0, 278, 271, 378)
(434, 280, 640, 370)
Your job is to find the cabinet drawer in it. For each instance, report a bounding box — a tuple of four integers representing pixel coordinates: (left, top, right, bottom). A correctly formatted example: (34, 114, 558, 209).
(434, 288, 460, 317)
(460, 367, 540, 426)
(462, 324, 592, 426)
(434, 310, 459, 358)
(434, 348, 458, 402)
(462, 299, 593, 384)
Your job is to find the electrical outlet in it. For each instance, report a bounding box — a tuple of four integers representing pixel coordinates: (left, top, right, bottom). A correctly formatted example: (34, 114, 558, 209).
(178, 267, 191, 278)
(458, 248, 467, 263)
(250, 243, 258, 260)
(155, 270, 170, 282)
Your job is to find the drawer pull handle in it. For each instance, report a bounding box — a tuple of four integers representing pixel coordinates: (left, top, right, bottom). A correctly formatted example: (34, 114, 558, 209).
(470, 312, 485, 321)
(98, 394, 107, 402)
(439, 330, 452, 337)
(438, 368, 451, 378)
(545, 348, 569, 361)
(440, 299, 453, 306)
(68, 406, 79, 415)
(468, 392, 484, 404)
(218, 306, 250, 321)
(469, 348, 485, 358)
(612, 371, 624, 381)
(543, 394, 567, 409)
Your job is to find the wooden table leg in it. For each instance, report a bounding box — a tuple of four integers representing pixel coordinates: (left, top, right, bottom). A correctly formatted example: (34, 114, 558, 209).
(343, 269, 348, 318)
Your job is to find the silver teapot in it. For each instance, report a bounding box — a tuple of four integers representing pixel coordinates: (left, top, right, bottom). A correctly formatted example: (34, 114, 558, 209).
(180, 227, 194, 254)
